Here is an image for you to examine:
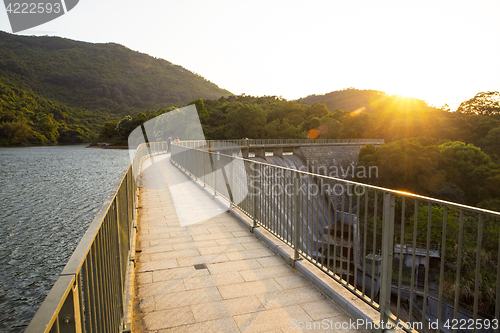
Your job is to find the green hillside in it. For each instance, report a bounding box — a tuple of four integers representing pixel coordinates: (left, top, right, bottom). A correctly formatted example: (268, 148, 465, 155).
(297, 88, 434, 114)
(0, 31, 231, 145)
(0, 81, 99, 145)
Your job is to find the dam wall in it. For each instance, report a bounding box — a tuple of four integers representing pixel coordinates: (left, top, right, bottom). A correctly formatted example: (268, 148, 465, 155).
(239, 142, 382, 178)
(296, 144, 368, 177)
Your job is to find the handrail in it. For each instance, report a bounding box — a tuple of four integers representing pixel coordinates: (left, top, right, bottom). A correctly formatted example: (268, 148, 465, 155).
(170, 142, 500, 332)
(25, 143, 152, 333)
(172, 141, 500, 217)
(174, 138, 385, 149)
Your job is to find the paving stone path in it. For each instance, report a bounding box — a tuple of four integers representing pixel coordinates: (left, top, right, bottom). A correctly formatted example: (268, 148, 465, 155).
(132, 154, 366, 333)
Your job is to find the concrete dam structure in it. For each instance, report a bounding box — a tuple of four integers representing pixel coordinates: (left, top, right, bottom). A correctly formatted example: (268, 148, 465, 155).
(250, 147, 378, 300)
(299, 145, 365, 177)
(243, 141, 381, 179)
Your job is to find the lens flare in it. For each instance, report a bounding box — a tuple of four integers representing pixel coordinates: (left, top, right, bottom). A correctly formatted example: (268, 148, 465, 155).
(308, 128, 320, 139)
(350, 107, 366, 116)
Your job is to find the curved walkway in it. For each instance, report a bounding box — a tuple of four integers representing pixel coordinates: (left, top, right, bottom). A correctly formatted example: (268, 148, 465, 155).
(132, 154, 366, 333)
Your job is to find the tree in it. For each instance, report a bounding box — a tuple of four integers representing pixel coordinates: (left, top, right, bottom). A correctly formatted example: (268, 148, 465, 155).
(306, 102, 329, 118)
(264, 119, 302, 139)
(225, 104, 266, 139)
(0, 121, 34, 145)
(357, 138, 445, 194)
(35, 113, 59, 143)
(267, 101, 307, 125)
(188, 99, 209, 124)
(300, 116, 321, 132)
(115, 115, 135, 139)
(58, 124, 92, 143)
(480, 127, 500, 161)
(97, 120, 119, 141)
(132, 112, 148, 127)
(438, 141, 492, 205)
(457, 91, 500, 116)
(439, 141, 491, 176)
(316, 115, 343, 139)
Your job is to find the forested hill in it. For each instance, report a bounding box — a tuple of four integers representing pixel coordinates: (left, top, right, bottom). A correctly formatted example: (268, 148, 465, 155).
(0, 31, 231, 112)
(0, 31, 231, 145)
(298, 88, 436, 114)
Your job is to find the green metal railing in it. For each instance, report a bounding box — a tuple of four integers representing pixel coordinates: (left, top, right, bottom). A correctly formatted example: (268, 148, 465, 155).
(25, 143, 153, 333)
(171, 142, 500, 333)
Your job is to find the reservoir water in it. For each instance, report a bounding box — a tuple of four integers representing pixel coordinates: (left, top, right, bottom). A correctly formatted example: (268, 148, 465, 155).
(0, 145, 131, 332)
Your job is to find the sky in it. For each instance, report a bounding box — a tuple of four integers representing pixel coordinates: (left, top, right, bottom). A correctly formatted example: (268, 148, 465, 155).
(1, 0, 499, 110)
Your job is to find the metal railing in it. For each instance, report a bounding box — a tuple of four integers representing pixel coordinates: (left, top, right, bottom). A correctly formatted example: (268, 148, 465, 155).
(174, 138, 384, 149)
(394, 243, 440, 257)
(25, 143, 154, 333)
(170, 142, 500, 333)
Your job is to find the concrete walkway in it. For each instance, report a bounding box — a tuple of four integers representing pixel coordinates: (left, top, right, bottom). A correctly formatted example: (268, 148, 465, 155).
(133, 154, 366, 333)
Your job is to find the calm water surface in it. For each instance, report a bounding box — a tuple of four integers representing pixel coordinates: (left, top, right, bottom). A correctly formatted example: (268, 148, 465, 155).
(0, 145, 131, 332)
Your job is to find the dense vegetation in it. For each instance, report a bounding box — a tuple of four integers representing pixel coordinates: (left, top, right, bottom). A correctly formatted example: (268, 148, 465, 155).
(0, 81, 97, 144)
(353, 90, 500, 210)
(99, 90, 500, 208)
(358, 139, 500, 209)
(98, 92, 434, 142)
(298, 88, 388, 114)
(349, 90, 500, 316)
(0, 31, 231, 145)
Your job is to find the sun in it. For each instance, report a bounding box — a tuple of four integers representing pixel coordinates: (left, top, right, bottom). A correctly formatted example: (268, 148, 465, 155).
(369, 93, 432, 114)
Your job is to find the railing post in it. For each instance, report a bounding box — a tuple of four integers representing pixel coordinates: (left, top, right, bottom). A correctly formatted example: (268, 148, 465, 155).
(378, 192, 396, 332)
(229, 154, 233, 211)
(292, 173, 301, 265)
(252, 162, 259, 231)
(188, 148, 191, 177)
(214, 152, 219, 197)
(58, 277, 83, 333)
(195, 148, 198, 181)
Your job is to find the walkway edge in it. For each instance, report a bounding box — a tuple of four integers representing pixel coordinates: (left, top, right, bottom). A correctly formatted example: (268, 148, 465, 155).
(227, 208, 381, 329)
(295, 260, 378, 323)
(124, 157, 146, 332)
(170, 159, 387, 331)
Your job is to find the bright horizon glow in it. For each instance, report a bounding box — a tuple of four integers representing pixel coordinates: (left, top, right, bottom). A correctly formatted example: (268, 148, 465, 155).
(0, 0, 499, 111)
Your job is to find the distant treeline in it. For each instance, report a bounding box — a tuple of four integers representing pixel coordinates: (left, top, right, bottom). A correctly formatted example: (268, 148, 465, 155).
(0, 80, 96, 145)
